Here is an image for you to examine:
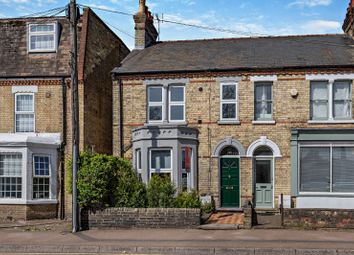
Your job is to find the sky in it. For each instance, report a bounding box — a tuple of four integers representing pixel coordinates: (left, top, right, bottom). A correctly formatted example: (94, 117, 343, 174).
(0, 0, 349, 49)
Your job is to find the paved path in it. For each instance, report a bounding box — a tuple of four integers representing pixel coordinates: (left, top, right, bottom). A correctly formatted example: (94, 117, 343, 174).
(1, 228, 354, 254)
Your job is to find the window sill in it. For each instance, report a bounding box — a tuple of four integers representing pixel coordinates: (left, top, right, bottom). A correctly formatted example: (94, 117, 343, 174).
(218, 120, 240, 125)
(252, 120, 276, 125)
(298, 193, 354, 197)
(145, 122, 188, 127)
(0, 199, 58, 205)
(308, 120, 354, 124)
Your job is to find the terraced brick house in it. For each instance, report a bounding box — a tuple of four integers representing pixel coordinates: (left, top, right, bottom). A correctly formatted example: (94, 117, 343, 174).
(113, 0, 354, 210)
(0, 8, 130, 221)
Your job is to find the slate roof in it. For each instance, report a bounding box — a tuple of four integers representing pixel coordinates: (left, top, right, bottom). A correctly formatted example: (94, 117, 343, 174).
(114, 34, 354, 75)
(0, 17, 72, 77)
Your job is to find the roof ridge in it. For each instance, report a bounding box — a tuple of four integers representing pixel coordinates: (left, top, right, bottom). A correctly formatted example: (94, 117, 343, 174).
(158, 34, 347, 44)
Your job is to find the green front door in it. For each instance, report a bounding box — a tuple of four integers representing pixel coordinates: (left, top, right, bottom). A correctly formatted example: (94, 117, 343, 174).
(220, 158, 240, 208)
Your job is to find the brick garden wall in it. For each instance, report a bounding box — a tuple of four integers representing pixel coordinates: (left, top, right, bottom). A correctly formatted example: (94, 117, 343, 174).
(83, 208, 201, 229)
(284, 209, 354, 229)
(0, 204, 57, 222)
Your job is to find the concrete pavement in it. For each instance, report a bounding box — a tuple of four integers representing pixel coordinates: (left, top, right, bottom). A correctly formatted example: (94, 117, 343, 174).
(1, 228, 354, 254)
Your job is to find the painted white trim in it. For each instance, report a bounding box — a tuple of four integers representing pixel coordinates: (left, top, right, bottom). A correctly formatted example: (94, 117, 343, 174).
(0, 199, 58, 205)
(306, 73, 354, 81)
(12, 86, 38, 94)
(212, 137, 246, 157)
(144, 78, 189, 86)
(27, 22, 58, 53)
(216, 76, 242, 82)
(246, 136, 282, 157)
(250, 75, 277, 82)
(308, 120, 354, 124)
(252, 120, 276, 125)
(296, 197, 354, 209)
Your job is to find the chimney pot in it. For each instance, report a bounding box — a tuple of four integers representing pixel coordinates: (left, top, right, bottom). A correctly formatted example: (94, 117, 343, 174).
(138, 0, 146, 13)
(134, 0, 158, 50)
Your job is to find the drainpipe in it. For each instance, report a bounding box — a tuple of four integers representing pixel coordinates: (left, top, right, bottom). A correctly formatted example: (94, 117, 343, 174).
(118, 78, 124, 157)
(59, 77, 67, 220)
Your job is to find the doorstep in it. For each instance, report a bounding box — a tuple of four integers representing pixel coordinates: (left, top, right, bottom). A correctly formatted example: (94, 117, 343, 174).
(216, 207, 244, 212)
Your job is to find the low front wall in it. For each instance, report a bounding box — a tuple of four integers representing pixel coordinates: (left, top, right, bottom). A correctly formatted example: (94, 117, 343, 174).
(84, 208, 201, 229)
(284, 209, 354, 229)
(0, 204, 58, 222)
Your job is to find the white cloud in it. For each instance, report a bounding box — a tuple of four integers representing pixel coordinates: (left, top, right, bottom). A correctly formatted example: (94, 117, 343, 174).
(289, 0, 332, 8)
(301, 19, 341, 33)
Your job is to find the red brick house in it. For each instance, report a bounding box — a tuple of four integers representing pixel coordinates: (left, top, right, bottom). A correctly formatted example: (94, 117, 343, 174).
(113, 0, 354, 211)
(0, 8, 130, 221)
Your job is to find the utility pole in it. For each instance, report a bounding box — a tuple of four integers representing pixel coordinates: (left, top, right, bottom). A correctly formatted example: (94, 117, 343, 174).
(69, 0, 79, 233)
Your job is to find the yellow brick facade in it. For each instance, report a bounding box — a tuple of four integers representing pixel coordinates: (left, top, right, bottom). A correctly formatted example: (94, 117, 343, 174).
(113, 70, 354, 208)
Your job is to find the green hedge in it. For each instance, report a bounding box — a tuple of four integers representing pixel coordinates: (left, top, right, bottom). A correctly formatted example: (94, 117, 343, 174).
(68, 152, 213, 212)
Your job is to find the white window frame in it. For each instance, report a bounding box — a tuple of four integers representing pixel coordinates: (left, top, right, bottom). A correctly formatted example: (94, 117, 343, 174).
(0, 153, 23, 200)
(28, 22, 58, 53)
(254, 82, 273, 121)
(168, 85, 185, 123)
(220, 82, 238, 122)
(149, 148, 173, 181)
(298, 143, 354, 196)
(147, 86, 165, 123)
(309, 79, 353, 122)
(32, 155, 51, 200)
(15, 93, 35, 133)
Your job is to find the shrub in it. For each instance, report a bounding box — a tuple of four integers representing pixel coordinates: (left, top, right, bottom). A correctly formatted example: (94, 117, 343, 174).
(201, 200, 215, 214)
(68, 152, 147, 209)
(174, 190, 201, 208)
(114, 161, 147, 208)
(147, 175, 175, 208)
(76, 152, 118, 209)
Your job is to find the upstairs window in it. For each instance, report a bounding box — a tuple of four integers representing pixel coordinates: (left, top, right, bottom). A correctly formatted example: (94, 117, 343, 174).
(169, 86, 185, 122)
(220, 83, 238, 121)
(255, 82, 273, 121)
(15, 94, 35, 133)
(310, 80, 352, 120)
(28, 23, 57, 52)
(148, 86, 164, 122)
(147, 84, 185, 123)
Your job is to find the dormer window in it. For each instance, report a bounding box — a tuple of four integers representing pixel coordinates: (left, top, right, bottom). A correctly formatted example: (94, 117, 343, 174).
(28, 23, 57, 52)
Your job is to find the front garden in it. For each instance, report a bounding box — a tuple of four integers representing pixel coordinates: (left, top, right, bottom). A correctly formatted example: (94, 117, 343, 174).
(68, 152, 214, 229)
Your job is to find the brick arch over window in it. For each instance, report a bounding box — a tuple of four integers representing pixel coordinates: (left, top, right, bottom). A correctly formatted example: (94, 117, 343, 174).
(246, 136, 282, 157)
(212, 137, 246, 157)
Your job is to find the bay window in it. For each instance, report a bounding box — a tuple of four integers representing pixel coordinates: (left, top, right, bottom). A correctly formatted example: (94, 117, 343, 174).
(150, 149, 172, 179)
(0, 154, 22, 199)
(33, 155, 50, 199)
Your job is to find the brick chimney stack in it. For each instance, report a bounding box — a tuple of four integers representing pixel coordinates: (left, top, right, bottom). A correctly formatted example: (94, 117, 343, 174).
(343, 0, 354, 36)
(134, 0, 158, 50)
